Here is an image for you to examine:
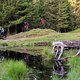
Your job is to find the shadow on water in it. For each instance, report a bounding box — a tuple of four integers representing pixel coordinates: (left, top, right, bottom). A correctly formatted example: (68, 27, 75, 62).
(0, 50, 53, 80)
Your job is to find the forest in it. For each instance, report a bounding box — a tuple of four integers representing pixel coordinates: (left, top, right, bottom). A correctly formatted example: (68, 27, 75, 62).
(0, 0, 80, 33)
(0, 0, 80, 80)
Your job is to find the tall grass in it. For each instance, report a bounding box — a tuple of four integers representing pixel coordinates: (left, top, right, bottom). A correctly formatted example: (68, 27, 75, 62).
(52, 75, 65, 80)
(52, 76, 61, 80)
(0, 60, 29, 80)
(67, 57, 80, 80)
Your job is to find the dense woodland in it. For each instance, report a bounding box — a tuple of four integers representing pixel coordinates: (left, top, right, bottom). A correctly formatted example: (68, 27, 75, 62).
(0, 0, 80, 33)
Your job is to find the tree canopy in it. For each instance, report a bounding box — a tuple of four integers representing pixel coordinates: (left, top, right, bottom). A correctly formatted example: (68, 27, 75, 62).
(0, 0, 79, 32)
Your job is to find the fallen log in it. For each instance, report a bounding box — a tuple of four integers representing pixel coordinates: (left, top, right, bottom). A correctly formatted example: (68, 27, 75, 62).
(63, 40, 80, 49)
(34, 40, 80, 49)
(34, 42, 51, 46)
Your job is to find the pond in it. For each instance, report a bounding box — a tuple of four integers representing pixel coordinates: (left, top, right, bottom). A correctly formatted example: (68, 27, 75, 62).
(0, 49, 53, 80)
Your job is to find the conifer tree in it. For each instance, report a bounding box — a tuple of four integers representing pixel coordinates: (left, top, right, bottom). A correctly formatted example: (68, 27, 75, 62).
(56, 0, 74, 32)
(0, 0, 78, 32)
(43, 0, 58, 29)
(75, 1, 80, 28)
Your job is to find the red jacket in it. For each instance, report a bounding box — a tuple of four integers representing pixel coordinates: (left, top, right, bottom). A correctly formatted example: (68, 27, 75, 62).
(40, 18, 46, 26)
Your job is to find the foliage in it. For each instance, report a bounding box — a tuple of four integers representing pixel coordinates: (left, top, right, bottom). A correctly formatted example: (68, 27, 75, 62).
(54, 0, 75, 32)
(0, 60, 29, 80)
(75, 1, 80, 28)
(52, 76, 64, 80)
(0, 0, 77, 32)
(67, 57, 80, 80)
(0, 0, 17, 27)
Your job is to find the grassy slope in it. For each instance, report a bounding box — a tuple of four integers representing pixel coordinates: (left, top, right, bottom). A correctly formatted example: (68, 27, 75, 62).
(0, 28, 80, 46)
(70, 28, 80, 33)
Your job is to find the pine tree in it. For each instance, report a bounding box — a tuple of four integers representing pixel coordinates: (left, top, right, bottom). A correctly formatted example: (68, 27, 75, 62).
(56, 0, 74, 32)
(43, 0, 58, 29)
(4, 0, 44, 29)
(28, 0, 45, 28)
(0, 0, 18, 27)
(75, 1, 80, 28)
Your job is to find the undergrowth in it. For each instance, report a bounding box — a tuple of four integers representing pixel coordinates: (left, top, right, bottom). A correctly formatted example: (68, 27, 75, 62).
(67, 57, 80, 80)
(0, 60, 29, 80)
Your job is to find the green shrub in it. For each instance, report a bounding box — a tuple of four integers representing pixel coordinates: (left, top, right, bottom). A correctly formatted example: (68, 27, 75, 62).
(67, 57, 80, 80)
(51, 75, 65, 80)
(0, 60, 29, 80)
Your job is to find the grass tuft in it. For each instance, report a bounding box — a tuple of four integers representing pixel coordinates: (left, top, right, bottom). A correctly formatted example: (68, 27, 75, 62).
(67, 57, 80, 80)
(0, 60, 29, 80)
